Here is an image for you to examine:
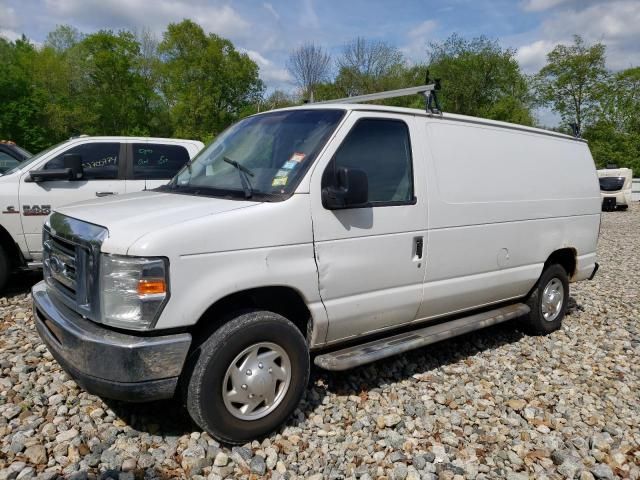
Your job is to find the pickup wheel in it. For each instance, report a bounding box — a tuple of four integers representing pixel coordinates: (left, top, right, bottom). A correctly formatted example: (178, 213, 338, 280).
(524, 264, 569, 335)
(0, 244, 9, 292)
(183, 310, 310, 444)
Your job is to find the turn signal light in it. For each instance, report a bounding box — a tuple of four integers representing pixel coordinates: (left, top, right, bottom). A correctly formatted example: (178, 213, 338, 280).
(137, 279, 167, 295)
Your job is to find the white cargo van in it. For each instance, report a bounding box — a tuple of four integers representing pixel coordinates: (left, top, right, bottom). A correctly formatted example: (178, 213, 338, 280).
(0, 136, 203, 290)
(32, 86, 600, 443)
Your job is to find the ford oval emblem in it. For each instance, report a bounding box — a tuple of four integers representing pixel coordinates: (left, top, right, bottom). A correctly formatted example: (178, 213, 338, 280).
(49, 255, 64, 274)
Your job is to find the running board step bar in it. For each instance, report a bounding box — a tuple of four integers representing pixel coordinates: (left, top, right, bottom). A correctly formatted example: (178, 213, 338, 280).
(314, 303, 530, 371)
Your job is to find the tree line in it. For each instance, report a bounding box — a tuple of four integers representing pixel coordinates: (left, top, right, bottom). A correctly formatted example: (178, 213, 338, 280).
(0, 20, 263, 152)
(1, 21, 638, 172)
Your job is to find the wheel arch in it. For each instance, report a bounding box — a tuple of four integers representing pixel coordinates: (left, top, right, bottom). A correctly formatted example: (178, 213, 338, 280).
(545, 247, 577, 280)
(190, 285, 313, 348)
(0, 223, 25, 269)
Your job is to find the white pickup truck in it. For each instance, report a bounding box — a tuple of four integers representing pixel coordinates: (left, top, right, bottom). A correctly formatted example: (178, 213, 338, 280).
(32, 88, 600, 444)
(0, 136, 203, 290)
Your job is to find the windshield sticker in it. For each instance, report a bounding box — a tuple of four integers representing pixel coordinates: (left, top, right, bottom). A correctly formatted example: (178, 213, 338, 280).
(272, 176, 288, 187)
(281, 160, 298, 171)
(275, 168, 289, 178)
(290, 152, 306, 163)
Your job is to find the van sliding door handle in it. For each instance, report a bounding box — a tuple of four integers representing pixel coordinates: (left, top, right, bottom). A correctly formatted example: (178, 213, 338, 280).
(95, 191, 116, 197)
(414, 237, 424, 259)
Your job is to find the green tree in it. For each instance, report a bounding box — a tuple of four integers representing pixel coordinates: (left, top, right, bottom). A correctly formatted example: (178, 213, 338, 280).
(425, 34, 533, 124)
(35, 25, 88, 140)
(536, 35, 607, 134)
(45, 24, 82, 53)
(73, 30, 155, 135)
(0, 36, 50, 150)
(583, 67, 640, 171)
(286, 42, 331, 101)
(334, 37, 405, 97)
(158, 20, 264, 139)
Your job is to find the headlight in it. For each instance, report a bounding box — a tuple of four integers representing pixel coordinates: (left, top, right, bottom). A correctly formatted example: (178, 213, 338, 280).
(100, 254, 169, 330)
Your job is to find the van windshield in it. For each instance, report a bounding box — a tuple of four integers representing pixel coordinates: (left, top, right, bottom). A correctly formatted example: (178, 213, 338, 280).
(163, 109, 345, 201)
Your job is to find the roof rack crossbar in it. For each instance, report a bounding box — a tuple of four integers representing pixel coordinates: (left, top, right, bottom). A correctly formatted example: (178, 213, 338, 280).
(313, 84, 438, 105)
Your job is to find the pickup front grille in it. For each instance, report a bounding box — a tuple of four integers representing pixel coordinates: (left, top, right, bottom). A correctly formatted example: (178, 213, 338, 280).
(599, 177, 625, 192)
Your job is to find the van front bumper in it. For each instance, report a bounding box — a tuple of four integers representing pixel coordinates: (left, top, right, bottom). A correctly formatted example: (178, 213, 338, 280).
(32, 281, 192, 402)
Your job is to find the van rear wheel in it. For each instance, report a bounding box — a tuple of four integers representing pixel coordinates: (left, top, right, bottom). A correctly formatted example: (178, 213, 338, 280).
(183, 310, 310, 444)
(524, 264, 569, 335)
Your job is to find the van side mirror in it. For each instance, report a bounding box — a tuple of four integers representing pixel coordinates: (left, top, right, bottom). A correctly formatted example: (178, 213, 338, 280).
(322, 166, 368, 209)
(63, 154, 84, 180)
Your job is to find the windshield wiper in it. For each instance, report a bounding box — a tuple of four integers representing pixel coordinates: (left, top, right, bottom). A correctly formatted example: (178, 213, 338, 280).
(223, 156, 254, 199)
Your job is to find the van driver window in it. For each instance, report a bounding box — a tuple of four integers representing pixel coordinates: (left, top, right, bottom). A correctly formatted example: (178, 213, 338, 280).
(330, 119, 414, 204)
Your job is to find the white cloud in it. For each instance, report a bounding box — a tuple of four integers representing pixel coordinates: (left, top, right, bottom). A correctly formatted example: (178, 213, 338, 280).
(514, 0, 640, 72)
(515, 39, 559, 72)
(0, 3, 21, 40)
(262, 2, 279, 21)
(43, 0, 249, 38)
(300, 0, 319, 29)
(401, 19, 438, 61)
(521, 0, 570, 12)
(0, 4, 18, 28)
(242, 49, 292, 85)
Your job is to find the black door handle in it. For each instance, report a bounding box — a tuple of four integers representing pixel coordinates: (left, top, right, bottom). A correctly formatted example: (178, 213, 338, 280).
(95, 191, 116, 197)
(415, 237, 424, 259)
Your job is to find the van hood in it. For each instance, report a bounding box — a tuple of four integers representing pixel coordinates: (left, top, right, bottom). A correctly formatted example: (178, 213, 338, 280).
(56, 191, 258, 249)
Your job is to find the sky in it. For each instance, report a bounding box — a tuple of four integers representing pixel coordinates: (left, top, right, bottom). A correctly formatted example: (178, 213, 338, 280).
(1, 0, 639, 124)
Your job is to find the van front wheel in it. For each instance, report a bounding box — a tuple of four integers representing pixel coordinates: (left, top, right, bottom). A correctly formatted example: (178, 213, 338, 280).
(524, 264, 569, 335)
(183, 310, 310, 444)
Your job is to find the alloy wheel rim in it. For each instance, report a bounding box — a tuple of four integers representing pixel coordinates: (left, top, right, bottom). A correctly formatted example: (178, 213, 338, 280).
(541, 277, 564, 322)
(222, 342, 291, 420)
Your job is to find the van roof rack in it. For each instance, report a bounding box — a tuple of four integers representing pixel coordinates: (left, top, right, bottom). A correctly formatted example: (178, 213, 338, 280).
(313, 74, 443, 115)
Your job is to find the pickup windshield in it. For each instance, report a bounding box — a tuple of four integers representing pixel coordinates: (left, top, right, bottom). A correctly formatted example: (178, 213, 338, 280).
(163, 109, 345, 201)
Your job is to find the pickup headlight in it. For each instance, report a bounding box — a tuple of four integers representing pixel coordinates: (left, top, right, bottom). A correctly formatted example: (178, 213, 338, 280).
(99, 254, 169, 330)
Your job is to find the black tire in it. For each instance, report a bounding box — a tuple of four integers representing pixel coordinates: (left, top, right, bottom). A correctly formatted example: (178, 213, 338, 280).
(523, 264, 569, 335)
(617, 204, 628, 211)
(183, 310, 310, 444)
(0, 244, 9, 292)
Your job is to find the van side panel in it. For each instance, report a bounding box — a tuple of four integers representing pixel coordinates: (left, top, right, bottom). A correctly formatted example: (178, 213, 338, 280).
(417, 120, 600, 321)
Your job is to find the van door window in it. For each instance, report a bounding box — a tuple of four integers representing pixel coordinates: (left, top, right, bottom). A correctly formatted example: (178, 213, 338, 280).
(132, 144, 190, 180)
(45, 143, 120, 180)
(327, 118, 414, 205)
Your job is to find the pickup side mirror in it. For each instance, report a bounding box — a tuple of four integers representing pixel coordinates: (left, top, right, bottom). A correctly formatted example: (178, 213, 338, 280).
(322, 166, 368, 209)
(63, 154, 84, 180)
(27, 154, 84, 182)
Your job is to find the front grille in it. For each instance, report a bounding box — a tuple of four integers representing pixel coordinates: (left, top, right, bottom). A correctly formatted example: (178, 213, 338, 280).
(599, 177, 624, 192)
(43, 213, 108, 322)
(44, 235, 78, 297)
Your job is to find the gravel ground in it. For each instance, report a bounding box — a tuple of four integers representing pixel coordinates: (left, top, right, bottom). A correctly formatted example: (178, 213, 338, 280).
(1, 204, 639, 480)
